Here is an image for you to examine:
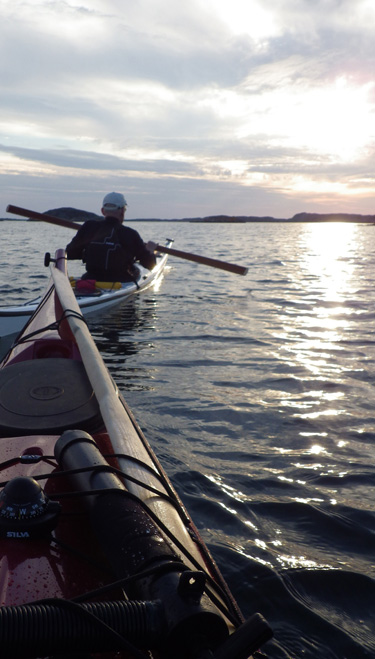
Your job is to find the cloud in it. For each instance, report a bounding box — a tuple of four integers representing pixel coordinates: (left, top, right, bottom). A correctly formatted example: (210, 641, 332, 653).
(1, 0, 375, 217)
(0, 142, 201, 175)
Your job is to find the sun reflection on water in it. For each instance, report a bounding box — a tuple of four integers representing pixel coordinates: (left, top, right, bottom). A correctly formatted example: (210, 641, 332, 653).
(272, 222, 365, 430)
(299, 222, 360, 302)
(205, 470, 341, 572)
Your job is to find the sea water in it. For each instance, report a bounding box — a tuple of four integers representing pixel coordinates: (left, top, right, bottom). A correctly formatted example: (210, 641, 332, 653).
(1, 219, 375, 658)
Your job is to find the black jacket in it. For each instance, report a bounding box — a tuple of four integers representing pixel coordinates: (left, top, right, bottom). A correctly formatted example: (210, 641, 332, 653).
(66, 217, 156, 281)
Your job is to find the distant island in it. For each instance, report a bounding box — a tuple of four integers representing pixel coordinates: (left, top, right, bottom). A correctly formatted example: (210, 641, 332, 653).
(184, 212, 375, 223)
(2, 208, 375, 223)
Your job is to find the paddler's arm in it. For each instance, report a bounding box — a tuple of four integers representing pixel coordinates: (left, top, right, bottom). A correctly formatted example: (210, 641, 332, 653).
(135, 239, 157, 270)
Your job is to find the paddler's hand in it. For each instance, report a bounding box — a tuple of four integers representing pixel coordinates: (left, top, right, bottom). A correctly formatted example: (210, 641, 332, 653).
(145, 240, 157, 253)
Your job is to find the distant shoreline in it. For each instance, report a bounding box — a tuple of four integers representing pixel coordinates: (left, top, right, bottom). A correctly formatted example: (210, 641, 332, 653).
(2, 210, 375, 223)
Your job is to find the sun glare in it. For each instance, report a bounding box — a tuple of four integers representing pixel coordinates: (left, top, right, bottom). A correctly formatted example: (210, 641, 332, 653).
(273, 77, 375, 160)
(202, 74, 374, 177)
(209, 0, 280, 39)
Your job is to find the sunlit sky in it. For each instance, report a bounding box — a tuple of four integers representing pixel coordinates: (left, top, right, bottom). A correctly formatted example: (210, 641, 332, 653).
(1, 0, 375, 219)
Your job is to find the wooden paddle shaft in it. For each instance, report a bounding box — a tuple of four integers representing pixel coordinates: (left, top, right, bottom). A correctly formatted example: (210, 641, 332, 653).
(6, 203, 248, 275)
(51, 263, 210, 573)
(154, 244, 248, 275)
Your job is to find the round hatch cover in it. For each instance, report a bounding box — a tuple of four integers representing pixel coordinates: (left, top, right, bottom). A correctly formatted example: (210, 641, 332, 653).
(0, 358, 101, 436)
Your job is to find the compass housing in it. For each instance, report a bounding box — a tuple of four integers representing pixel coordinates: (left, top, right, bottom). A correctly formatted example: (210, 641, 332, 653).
(0, 476, 61, 538)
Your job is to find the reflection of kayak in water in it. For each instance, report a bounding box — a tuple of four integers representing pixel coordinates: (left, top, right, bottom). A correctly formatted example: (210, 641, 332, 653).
(0, 241, 171, 340)
(0, 248, 272, 659)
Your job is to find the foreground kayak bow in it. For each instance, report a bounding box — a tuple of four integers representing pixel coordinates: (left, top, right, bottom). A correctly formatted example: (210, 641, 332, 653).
(0, 249, 272, 658)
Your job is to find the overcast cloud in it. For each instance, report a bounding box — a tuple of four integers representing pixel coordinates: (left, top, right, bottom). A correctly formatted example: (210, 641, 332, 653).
(1, 0, 374, 218)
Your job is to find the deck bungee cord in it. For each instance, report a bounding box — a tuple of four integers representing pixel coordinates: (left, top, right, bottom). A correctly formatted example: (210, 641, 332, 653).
(0, 431, 270, 658)
(0, 435, 242, 625)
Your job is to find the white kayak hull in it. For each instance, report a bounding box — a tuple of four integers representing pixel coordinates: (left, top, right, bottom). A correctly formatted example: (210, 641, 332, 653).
(0, 242, 171, 340)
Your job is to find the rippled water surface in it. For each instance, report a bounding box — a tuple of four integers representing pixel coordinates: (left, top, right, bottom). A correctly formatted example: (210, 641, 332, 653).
(1, 219, 375, 658)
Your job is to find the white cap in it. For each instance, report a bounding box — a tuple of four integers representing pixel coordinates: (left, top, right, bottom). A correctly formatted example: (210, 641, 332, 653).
(102, 192, 127, 210)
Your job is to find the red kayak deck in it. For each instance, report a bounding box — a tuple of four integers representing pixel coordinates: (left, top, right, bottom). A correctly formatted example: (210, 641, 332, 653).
(0, 432, 120, 606)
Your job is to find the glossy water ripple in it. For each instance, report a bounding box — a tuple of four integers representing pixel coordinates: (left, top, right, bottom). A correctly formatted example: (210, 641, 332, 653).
(1, 220, 375, 658)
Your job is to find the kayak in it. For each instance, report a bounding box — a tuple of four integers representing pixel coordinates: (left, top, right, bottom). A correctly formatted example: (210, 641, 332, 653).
(0, 240, 172, 340)
(0, 248, 272, 658)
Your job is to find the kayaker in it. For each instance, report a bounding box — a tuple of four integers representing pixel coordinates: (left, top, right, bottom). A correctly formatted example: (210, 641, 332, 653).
(66, 192, 157, 282)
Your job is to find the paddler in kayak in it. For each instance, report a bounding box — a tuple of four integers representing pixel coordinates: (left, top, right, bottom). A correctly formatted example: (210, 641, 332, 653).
(66, 192, 156, 282)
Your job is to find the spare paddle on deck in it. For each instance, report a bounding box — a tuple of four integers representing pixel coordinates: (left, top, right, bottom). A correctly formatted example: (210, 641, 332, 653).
(6, 204, 248, 276)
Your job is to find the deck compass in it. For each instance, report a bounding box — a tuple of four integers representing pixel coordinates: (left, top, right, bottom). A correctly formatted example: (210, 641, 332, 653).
(0, 476, 61, 538)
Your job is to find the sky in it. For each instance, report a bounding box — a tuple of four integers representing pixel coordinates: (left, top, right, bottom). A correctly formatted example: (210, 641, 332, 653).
(1, 0, 375, 219)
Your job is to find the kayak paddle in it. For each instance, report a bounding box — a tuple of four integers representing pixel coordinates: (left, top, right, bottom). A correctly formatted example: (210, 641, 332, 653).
(6, 204, 248, 276)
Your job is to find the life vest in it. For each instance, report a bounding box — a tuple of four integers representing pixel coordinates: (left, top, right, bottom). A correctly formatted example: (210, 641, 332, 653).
(84, 225, 133, 281)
